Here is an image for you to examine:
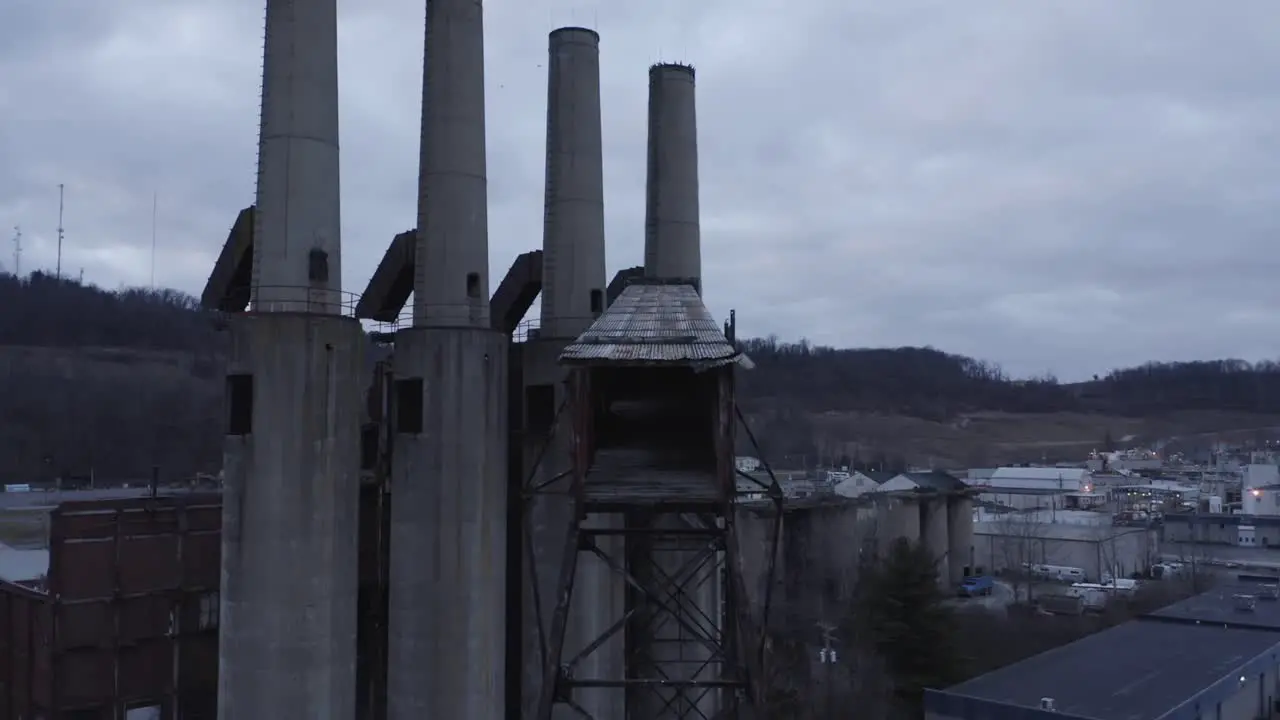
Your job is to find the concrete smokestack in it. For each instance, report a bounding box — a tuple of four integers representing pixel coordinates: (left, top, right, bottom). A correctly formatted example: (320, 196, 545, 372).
(412, 0, 490, 327)
(250, 0, 342, 312)
(540, 27, 607, 339)
(643, 63, 701, 289)
(524, 27, 623, 720)
(388, 0, 507, 718)
(220, 0, 363, 717)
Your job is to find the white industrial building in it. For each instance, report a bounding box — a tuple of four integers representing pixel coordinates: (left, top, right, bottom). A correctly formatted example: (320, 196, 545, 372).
(831, 470, 895, 499)
(966, 466, 1097, 510)
(1243, 465, 1280, 515)
(971, 511, 1156, 582)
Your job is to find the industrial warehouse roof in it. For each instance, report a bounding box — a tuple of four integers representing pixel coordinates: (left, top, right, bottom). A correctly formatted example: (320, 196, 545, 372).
(898, 470, 967, 492)
(559, 282, 741, 367)
(933, 620, 1280, 720)
(1147, 579, 1280, 631)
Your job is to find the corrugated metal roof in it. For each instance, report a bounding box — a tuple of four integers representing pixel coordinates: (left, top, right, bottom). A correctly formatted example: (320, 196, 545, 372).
(559, 282, 739, 367)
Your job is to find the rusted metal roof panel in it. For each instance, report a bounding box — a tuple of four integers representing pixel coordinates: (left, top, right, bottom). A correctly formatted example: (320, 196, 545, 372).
(559, 282, 739, 366)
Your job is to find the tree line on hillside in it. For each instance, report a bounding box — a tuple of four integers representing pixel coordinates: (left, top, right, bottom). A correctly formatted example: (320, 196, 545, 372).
(0, 272, 223, 483)
(737, 336, 1280, 417)
(0, 271, 215, 351)
(0, 272, 1278, 482)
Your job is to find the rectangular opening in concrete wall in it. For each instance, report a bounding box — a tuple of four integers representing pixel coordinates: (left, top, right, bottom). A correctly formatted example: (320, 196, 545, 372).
(526, 383, 555, 433)
(226, 373, 253, 435)
(395, 378, 424, 434)
(590, 289, 603, 314)
(360, 423, 379, 470)
(308, 248, 330, 283)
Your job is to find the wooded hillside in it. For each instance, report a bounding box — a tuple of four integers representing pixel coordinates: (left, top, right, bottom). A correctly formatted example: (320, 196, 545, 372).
(0, 271, 1275, 482)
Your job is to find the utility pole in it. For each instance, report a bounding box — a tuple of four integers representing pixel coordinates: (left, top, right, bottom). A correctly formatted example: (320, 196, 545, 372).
(11, 226, 21, 277)
(818, 622, 839, 719)
(150, 191, 158, 288)
(56, 183, 65, 279)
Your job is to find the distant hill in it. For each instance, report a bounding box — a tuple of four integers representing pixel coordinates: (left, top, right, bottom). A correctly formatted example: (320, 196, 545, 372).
(1, 271, 1277, 481)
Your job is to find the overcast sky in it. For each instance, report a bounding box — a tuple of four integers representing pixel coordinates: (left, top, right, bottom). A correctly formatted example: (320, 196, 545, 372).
(2, 0, 1278, 380)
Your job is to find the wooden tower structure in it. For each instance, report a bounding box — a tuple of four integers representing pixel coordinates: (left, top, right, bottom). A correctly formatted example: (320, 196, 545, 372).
(528, 280, 778, 719)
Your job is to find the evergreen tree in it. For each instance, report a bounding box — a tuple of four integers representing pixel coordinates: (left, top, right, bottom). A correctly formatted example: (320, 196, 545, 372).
(856, 538, 961, 714)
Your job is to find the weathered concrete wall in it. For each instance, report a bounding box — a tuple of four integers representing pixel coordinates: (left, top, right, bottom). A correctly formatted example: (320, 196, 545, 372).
(921, 497, 950, 581)
(947, 497, 975, 583)
(738, 494, 978, 616)
(972, 526, 1153, 582)
(219, 313, 363, 719)
(387, 327, 507, 719)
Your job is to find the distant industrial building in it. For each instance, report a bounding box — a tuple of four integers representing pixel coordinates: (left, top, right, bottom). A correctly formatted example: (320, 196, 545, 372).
(1166, 512, 1280, 547)
(1086, 449, 1163, 473)
(832, 470, 896, 498)
(971, 511, 1156, 581)
(1112, 480, 1199, 512)
(928, 578, 1280, 720)
(967, 467, 1098, 510)
(1244, 465, 1280, 514)
(0, 495, 222, 718)
(1163, 464, 1280, 546)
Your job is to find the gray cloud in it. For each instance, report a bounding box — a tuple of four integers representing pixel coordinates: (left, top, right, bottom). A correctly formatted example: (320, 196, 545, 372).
(2, 0, 1278, 379)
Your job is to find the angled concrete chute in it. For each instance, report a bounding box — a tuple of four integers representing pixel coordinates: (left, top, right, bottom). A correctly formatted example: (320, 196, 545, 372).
(200, 206, 254, 312)
(606, 265, 643, 307)
(355, 229, 416, 322)
(490, 250, 543, 334)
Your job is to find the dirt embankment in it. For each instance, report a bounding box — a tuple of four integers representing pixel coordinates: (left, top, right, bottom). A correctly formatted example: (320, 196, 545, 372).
(805, 410, 1280, 468)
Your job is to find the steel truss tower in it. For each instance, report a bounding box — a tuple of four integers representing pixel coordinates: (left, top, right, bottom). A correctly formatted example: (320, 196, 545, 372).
(526, 281, 780, 719)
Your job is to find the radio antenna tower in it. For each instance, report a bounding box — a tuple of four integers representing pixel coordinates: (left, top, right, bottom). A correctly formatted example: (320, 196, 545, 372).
(150, 191, 157, 288)
(56, 183, 65, 279)
(11, 226, 21, 277)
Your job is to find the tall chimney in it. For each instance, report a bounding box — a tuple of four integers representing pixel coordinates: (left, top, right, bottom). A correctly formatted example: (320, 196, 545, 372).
(523, 28, 624, 720)
(643, 63, 701, 290)
(412, 0, 490, 327)
(387, 0, 508, 719)
(250, 0, 342, 312)
(219, 0, 364, 717)
(541, 27, 607, 339)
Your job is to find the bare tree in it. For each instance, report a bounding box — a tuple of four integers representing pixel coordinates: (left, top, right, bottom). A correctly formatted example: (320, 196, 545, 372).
(990, 509, 1059, 603)
(756, 496, 897, 719)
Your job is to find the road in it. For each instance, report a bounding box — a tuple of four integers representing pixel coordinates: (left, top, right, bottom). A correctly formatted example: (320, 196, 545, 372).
(0, 487, 203, 510)
(947, 579, 1018, 612)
